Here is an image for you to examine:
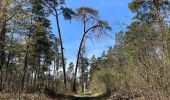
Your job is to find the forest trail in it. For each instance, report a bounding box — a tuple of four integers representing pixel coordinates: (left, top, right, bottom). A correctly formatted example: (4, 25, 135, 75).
(72, 93, 107, 100)
(54, 93, 109, 100)
(72, 96, 103, 100)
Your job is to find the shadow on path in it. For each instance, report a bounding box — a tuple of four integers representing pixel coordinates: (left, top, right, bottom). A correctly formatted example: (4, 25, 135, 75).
(71, 94, 108, 100)
(53, 93, 109, 100)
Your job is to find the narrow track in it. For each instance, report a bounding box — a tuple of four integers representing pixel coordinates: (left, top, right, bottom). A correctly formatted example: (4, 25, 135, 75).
(72, 96, 104, 100)
(71, 93, 108, 100)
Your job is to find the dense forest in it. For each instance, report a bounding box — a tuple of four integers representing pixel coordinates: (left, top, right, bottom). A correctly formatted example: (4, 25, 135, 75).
(0, 0, 170, 100)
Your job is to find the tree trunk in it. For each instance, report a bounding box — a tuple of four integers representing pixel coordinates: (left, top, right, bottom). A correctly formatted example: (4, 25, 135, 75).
(73, 31, 86, 92)
(0, 23, 6, 90)
(73, 25, 100, 92)
(21, 46, 29, 90)
(0, 23, 6, 71)
(55, 13, 67, 91)
(5, 52, 10, 90)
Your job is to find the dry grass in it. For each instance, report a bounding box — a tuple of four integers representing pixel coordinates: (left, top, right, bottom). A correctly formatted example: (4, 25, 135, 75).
(0, 93, 49, 100)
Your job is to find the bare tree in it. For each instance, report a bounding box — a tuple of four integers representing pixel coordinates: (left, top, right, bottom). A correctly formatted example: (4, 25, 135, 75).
(73, 7, 112, 92)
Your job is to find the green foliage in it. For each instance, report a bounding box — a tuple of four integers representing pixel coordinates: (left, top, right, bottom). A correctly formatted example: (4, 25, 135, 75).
(61, 7, 75, 20)
(128, 0, 169, 23)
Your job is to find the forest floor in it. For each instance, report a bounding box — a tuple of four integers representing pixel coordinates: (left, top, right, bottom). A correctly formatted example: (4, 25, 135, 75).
(0, 92, 109, 100)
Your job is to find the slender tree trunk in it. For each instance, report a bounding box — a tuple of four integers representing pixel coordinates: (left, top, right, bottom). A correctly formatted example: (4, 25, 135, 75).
(0, 71, 2, 91)
(0, 23, 6, 90)
(73, 32, 86, 92)
(34, 69, 37, 89)
(21, 46, 29, 90)
(37, 57, 41, 90)
(73, 25, 100, 92)
(55, 12, 67, 91)
(0, 23, 6, 70)
(31, 70, 34, 87)
(53, 58, 56, 89)
(5, 52, 10, 90)
(82, 74, 84, 93)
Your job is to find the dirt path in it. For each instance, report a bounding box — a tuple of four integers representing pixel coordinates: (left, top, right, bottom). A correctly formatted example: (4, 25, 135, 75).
(46, 92, 109, 100)
(71, 93, 108, 100)
(72, 96, 105, 100)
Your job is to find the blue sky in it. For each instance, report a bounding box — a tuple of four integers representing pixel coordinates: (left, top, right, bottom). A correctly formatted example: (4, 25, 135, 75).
(49, 0, 134, 66)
